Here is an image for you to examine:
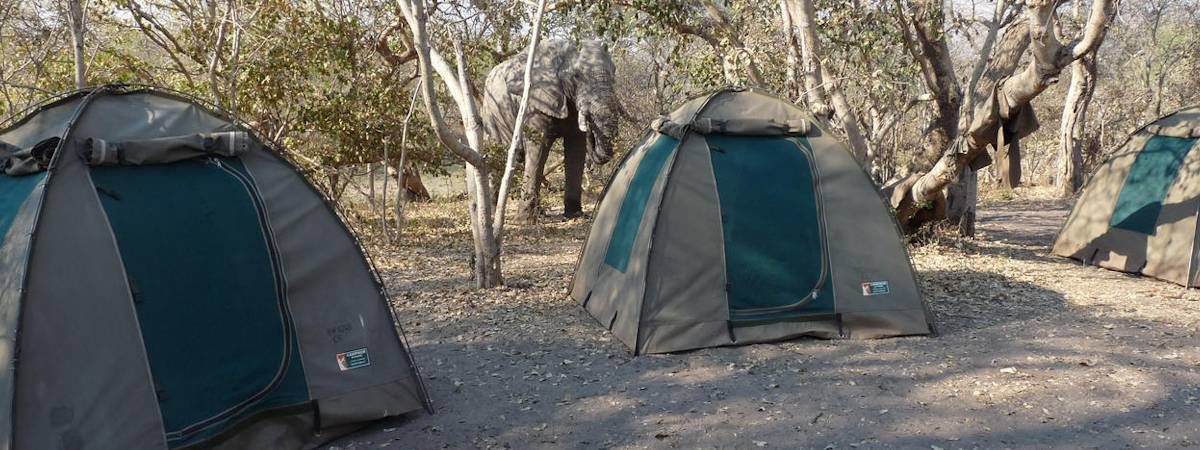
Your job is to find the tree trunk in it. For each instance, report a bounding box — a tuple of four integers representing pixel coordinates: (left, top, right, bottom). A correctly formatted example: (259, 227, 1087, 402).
(1057, 52, 1097, 197)
(368, 162, 377, 209)
(66, 0, 86, 89)
(226, 1, 251, 114)
(820, 66, 870, 163)
(945, 168, 977, 237)
(207, 0, 233, 107)
(399, 0, 502, 287)
(395, 131, 411, 241)
(493, 0, 548, 247)
(453, 39, 502, 288)
(995, 140, 1021, 189)
(381, 143, 391, 242)
(963, 0, 1012, 122)
(465, 165, 501, 288)
(778, 0, 801, 100)
(787, 0, 868, 162)
(789, 0, 829, 115)
(898, 0, 963, 166)
(326, 170, 342, 203)
(895, 0, 968, 232)
(396, 81, 421, 248)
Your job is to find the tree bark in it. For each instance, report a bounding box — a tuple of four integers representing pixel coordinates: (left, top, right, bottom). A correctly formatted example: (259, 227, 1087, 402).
(1057, 51, 1097, 197)
(66, 0, 86, 89)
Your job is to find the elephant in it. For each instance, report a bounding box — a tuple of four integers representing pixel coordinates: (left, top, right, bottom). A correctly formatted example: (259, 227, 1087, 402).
(481, 39, 620, 222)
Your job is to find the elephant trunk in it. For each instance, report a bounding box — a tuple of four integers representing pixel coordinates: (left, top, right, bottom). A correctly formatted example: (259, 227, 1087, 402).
(574, 40, 619, 167)
(581, 106, 617, 167)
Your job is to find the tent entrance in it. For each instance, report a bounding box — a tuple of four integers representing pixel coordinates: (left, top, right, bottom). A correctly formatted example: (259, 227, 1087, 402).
(707, 136, 834, 324)
(90, 158, 308, 447)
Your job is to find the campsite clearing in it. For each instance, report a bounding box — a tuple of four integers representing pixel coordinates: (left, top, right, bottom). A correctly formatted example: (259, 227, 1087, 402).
(332, 187, 1200, 449)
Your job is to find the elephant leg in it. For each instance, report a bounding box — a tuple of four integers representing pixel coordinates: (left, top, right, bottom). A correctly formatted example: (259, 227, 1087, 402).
(562, 131, 587, 218)
(518, 136, 552, 224)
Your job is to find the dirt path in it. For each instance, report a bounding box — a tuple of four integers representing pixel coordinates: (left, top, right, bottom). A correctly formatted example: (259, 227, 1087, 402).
(976, 198, 1071, 246)
(328, 197, 1200, 450)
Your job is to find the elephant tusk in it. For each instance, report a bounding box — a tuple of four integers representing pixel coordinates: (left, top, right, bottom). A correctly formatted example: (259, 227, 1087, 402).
(578, 112, 590, 132)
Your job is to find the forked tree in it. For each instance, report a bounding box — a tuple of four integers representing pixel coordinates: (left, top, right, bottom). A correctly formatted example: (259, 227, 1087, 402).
(395, 0, 548, 288)
(885, 0, 1119, 234)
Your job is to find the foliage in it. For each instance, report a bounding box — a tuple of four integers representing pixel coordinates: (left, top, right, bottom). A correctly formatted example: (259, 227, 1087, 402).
(2, 0, 1199, 205)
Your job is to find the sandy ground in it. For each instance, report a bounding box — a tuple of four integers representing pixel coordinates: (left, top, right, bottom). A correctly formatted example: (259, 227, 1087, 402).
(327, 190, 1200, 450)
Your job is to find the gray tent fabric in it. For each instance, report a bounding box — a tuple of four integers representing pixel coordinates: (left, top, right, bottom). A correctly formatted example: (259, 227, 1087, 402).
(1053, 105, 1200, 286)
(0, 85, 429, 450)
(572, 88, 933, 354)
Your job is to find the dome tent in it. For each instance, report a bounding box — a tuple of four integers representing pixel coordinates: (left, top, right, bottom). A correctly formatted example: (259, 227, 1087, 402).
(1054, 105, 1200, 286)
(571, 89, 934, 355)
(0, 85, 428, 449)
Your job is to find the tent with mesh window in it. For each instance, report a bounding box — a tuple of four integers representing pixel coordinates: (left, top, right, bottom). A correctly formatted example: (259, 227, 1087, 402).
(571, 88, 934, 355)
(0, 85, 429, 449)
(1054, 105, 1200, 286)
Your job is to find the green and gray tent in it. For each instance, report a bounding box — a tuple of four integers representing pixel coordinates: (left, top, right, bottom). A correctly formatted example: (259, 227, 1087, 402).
(0, 86, 428, 449)
(1054, 105, 1200, 286)
(571, 89, 933, 355)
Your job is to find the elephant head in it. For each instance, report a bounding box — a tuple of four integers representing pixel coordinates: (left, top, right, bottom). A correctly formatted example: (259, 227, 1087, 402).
(480, 39, 621, 167)
(571, 40, 619, 167)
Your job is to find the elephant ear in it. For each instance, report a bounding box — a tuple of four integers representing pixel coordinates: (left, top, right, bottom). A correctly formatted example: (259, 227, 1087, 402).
(506, 41, 573, 120)
(481, 58, 524, 142)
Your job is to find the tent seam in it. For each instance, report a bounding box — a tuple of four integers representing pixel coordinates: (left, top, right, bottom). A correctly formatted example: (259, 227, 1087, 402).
(634, 89, 726, 354)
(4, 86, 124, 449)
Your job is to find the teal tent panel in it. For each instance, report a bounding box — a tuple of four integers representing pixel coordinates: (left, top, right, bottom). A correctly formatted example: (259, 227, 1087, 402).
(91, 158, 308, 448)
(1110, 136, 1197, 234)
(604, 134, 679, 272)
(0, 173, 45, 246)
(707, 136, 833, 322)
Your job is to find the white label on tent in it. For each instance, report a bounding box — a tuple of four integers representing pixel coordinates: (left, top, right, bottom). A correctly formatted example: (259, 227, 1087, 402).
(336, 348, 371, 371)
(861, 281, 890, 296)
